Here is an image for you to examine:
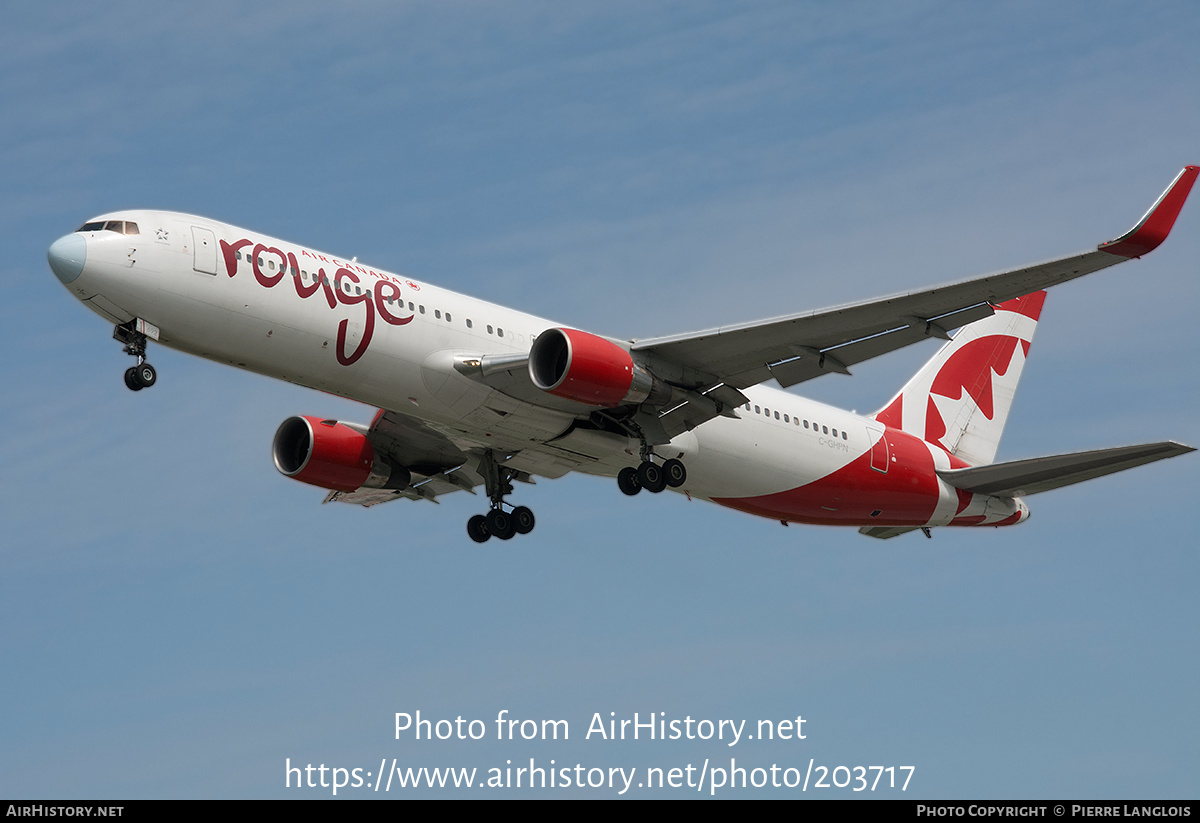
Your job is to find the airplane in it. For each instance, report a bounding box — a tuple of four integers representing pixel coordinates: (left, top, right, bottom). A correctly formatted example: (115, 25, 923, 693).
(46, 166, 1197, 542)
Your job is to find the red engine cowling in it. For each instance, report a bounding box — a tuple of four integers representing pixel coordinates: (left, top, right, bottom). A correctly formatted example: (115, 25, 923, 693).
(528, 328, 668, 407)
(272, 416, 409, 492)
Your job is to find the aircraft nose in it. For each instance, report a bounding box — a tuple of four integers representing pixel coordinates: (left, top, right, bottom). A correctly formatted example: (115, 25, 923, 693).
(48, 233, 87, 284)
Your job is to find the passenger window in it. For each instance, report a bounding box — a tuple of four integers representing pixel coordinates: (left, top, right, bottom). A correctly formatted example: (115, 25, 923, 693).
(466, 319, 473, 328)
(435, 310, 441, 319)
(842, 431, 847, 440)
(419, 305, 425, 314)
(832, 428, 837, 437)
(487, 325, 494, 334)
(408, 302, 414, 311)
(804, 421, 809, 429)
(764, 408, 770, 416)
(754, 405, 760, 414)
(445, 313, 452, 322)
(822, 426, 828, 434)
(784, 414, 789, 423)
(498, 328, 504, 338)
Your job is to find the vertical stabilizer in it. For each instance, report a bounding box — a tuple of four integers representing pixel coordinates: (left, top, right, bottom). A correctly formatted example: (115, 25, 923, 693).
(873, 291, 1045, 466)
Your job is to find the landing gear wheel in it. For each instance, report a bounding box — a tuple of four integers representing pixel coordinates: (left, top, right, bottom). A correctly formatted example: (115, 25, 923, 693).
(662, 458, 687, 488)
(124, 367, 143, 392)
(618, 466, 641, 496)
(638, 461, 667, 493)
(486, 509, 516, 540)
(512, 506, 535, 535)
(467, 514, 490, 543)
(134, 362, 156, 388)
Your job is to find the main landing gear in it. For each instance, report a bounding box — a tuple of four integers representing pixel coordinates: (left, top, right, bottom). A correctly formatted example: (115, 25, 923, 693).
(611, 418, 687, 496)
(114, 321, 157, 392)
(617, 455, 687, 496)
(467, 506, 535, 543)
(467, 451, 536, 544)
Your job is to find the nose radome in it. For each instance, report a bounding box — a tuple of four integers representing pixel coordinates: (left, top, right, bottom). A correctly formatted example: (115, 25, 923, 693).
(48, 233, 87, 284)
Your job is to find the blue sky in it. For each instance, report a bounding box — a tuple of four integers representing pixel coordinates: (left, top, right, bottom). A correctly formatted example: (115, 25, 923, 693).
(2, 1, 1197, 798)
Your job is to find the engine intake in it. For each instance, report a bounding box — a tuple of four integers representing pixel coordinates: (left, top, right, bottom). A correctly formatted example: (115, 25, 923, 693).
(273, 416, 410, 492)
(529, 328, 669, 407)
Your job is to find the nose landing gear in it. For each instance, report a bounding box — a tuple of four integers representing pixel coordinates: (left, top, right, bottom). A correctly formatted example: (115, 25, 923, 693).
(124, 363, 157, 391)
(114, 320, 157, 392)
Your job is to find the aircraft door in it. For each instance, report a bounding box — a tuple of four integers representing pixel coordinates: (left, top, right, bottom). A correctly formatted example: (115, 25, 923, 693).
(866, 423, 889, 473)
(192, 226, 217, 274)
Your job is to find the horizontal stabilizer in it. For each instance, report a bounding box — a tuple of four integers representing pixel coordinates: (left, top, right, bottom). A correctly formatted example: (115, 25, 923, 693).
(936, 441, 1195, 498)
(858, 525, 920, 540)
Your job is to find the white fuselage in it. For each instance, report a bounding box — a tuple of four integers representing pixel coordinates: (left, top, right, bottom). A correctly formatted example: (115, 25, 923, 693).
(53, 210, 1027, 529)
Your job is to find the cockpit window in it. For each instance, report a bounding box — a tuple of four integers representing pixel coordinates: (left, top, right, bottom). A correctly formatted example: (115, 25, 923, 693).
(76, 220, 139, 235)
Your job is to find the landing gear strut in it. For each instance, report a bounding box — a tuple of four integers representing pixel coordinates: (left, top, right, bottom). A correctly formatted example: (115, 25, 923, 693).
(467, 451, 536, 544)
(114, 321, 157, 391)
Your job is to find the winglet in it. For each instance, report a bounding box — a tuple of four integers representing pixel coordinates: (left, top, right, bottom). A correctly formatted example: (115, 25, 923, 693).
(1098, 165, 1198, 258)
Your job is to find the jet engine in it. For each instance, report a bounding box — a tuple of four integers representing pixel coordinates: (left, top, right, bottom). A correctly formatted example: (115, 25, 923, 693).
(529, 328, 669, 407)
(272, 416, 410, 492)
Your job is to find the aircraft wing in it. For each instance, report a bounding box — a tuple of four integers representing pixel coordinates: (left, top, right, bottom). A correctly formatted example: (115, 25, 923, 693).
(367, 167, 1197, 450)
(324, 467, 483, 506)
(633, 166, 1198, 397)
(934, 441, 1195, 498)
(322, 410, 485, 506)
(321, 409, 552, 507)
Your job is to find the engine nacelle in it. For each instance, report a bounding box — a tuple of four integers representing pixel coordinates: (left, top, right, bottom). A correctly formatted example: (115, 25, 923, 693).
(273, 416, 410, 492)
(529, 327, 669, 407)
